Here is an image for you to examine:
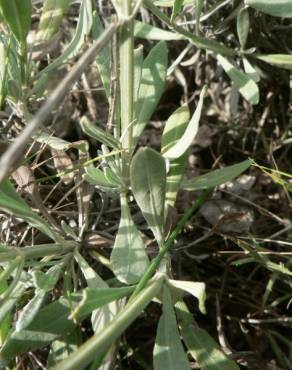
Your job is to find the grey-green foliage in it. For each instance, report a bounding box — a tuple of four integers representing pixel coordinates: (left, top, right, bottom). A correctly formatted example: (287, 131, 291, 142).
(110, 194, 150, 284)
(217, 55, 259, 105)
(237, 7, 250, 49)
(245, 0, 292, 18)
(154, 286, 191, 370)
(130, 148, 166, 246)
(182, 159, 252, 191)
(0, 179, 59, 241)
(92, 12, 111, 98)
(133, 41, 168, 147)
(162, 86, 207, 160)
(161, 105, 190, 208)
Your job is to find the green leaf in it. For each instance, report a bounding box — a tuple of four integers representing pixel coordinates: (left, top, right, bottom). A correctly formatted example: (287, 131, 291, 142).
(15, 290, 46, 332)
(80, 116, 121, 149)
(154, 286, 191, 370)
(0, 0, 32, 43)
(163, 86, 206, 160)
(195, 0, 203, 35)
(83, 167, 120, 189)
(130, 148, 167, 245)
(171, 0, 184, 21)
(134, 21, 184, 40)
(154, 0, 193, 6)
(237, 7, 250, 49)
(71, 286, 135, 320)
(217, 55, 259, 105)
(74, 251, 118, 332)
(161, 105, 190, 207)
(39, 0, 93, 75)
(133, 41, 168, 147)
(37, 0, 71, 42)
(256, 54, 292, 71)
(245, 0, 292, 18)
(92, 12, 111, 98)
(0, 179, 59, 241)
(0, 298, 74, 363)
(47, 331, 81, 368)
(111, 195, 150, 284)
(242, 57, 260, 82)
(169, 279, 206, 314)
(182, 159, 252, 191)
(176, 301, 240, 370)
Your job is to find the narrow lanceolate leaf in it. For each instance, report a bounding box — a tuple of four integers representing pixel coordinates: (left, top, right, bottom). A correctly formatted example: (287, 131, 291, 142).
(39, 0, 93, 75)
(154, 287, 191, 370)
(80, 116, 120, 149)
(169, 279, 206, 314)
(0, 179, 59, 241)
(163, 87, 207, 160)
(176, 301, 240, 370)
(182, 159, 252, 191)
(242, 57, 260, 82)
(37, 0, 71, 43)
(133, 42, 168, 147)
(130, 148, 166, 245)
(74, 251, 118, 333)
(15, 290, 46, 332)
(161, 105, 190, 207)
(237, 7, 250, 49)
(111, 195, 149, 284)
(134, 21, 184, 40)
(256, 54, 292, 71)
(92, 12, 111, 98)
(245, 0, 292, 18)
(171, 0, 184, 21)
(217, 55, 259, 105)
(0, 0, 32, 43)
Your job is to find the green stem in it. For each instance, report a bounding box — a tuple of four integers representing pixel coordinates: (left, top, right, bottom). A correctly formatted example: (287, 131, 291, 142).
(0, 243, 75, 263)
(129, 189, 212, 300)
(143, 0, 236, 57)
(119, 0, 134, 182)
(52, 275, 164, 370)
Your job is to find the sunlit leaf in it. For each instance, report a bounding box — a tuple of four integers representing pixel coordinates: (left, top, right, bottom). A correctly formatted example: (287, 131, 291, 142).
(134, 21, 184, 40)
(169, 279, 206, 314)
(162, 87, 206, 160)
(133, 41, 168, 147)
(176, 301, 240, 370)
(217, 55, 259, 105)
(161, 105, 190, 207)
(154, 286, 191, 370)
(256, 54, 292, 71)
(111, 195, 150, 284)
(182, 159, 252, 191)
(80, 116, 120, 149)
(130, 148, 166, 245)
(245, 0, 292, 18)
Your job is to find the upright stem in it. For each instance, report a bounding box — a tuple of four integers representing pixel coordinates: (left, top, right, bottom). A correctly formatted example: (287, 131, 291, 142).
(119, 0, 134, 179)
